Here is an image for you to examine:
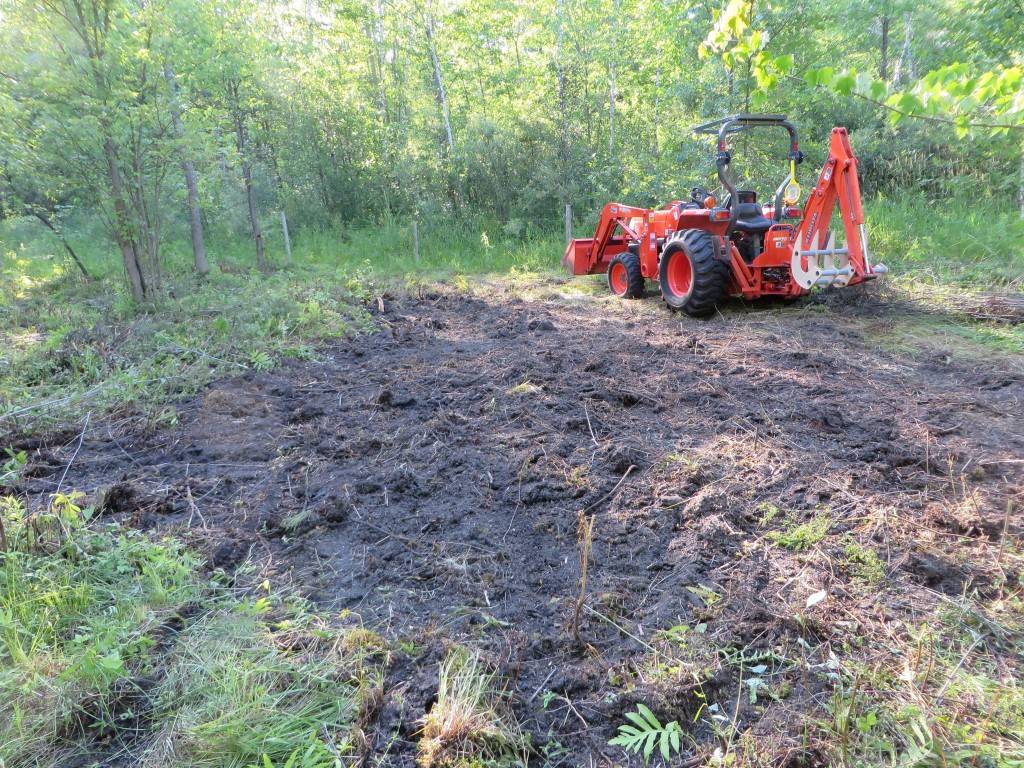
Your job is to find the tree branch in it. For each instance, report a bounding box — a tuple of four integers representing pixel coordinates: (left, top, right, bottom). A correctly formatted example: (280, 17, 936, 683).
(851, 90, 1024, 132)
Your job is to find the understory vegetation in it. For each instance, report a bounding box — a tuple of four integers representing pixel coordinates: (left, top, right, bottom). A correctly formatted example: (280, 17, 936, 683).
(0, 493, 382, 768)
(3, 191, 1023, 434)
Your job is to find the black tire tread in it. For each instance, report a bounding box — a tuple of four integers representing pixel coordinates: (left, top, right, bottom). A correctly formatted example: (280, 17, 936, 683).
(659, 229, 731, 316)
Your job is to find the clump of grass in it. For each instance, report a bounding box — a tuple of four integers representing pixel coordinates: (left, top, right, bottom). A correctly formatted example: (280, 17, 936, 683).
(767, 513, 831, 551)
(142, 611, 358, 767)
(506, 380, 541, 396)
(0, 491, 380, 768)
(842, 538, 886, 585)
(0, 494, 200, 766)
(418, 647, 527, 768)
(757, 502, 782, 526)
(821, 601, 1024, 766)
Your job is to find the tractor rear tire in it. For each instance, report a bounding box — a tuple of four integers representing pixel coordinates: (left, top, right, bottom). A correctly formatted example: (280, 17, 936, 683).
(659, 229, 730, 317)
(607, 252, 645, 299)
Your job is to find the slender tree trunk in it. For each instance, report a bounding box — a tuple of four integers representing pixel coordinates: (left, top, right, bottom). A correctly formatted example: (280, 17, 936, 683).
(103, 137, 147, 302)
(32, 212, 91, 280)
(234, 111, 267, 271)
(894, 12, 915, 86)
(583, 65, 592, 147)
(62, 2, 145, 299)
(425, 15, 454, 155)
(280, 210, 292, 262)
(164, 64, 209, 276)
(368, 0, 389, 124)
(608, 63, 616, 156)
(555, 0, 569, 157)
(608, 0, 620, 156)
(128, 130, 163, 292)
(879, 15, 890, 81)
(1018, 142, 1024, 219)
(653, 62, 661, 161)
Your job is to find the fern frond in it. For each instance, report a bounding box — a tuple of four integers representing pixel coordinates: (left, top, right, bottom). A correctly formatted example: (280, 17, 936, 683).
(609, 704, 684, 764)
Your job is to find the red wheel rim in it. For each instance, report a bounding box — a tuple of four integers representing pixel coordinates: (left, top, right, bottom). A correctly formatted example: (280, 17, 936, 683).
(609, 262, 628, 295)
(665, 250, 693, 297)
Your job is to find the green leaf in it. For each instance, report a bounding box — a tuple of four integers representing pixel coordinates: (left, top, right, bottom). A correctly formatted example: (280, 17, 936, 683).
(774, 54, 794, 74)
(811, 66, 835, 87)
(637, 703, 662, 730)
(832, 72, 856, 96)
(643, 730, 658, 761)
(626, 711, 652, 730)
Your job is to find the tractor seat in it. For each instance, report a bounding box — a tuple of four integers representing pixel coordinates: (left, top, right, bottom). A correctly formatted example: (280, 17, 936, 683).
(732, 201, 773, 234)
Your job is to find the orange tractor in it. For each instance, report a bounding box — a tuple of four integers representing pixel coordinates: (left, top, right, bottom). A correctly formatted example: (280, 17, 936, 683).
(562, 114, 887, 315)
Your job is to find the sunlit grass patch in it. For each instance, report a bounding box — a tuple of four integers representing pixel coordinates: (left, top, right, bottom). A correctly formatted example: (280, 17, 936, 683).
(0, 493, 383, 768)
(418, 647, 527, 768)
(767, 512, 832, 552)
(866, 196, 1024, 289)
(506, 380, 541, 396)
(0, 263, 375, 432)
(820, 598, 1024, 766)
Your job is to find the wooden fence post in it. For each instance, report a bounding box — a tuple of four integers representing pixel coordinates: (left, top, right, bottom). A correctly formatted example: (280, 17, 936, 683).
(564, 203, 572, 244)
(280, 211, 292, 263)
(412, 219, 420, 263)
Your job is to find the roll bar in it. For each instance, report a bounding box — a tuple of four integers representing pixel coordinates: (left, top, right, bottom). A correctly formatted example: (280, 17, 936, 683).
(694, 114, 804, 227)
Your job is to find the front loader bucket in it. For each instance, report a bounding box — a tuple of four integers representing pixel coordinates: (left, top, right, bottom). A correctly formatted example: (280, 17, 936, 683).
(562, 238, 596, 275)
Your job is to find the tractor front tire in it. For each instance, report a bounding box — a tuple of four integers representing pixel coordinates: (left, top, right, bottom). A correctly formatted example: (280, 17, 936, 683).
(607, 252, 645, 299)
(659, 229, 730, 316)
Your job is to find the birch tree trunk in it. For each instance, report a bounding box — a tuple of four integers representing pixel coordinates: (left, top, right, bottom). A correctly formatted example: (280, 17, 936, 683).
(164, 63, 209, 276)
(894, 12, 915, 86)
(608, 63, 616, 156)
(608, 0, 619, 156)
(61, 2, 146, 300)
(653, 62, 661, 160)
(425, 15, 454, 155)
(369, 0, 389, 124)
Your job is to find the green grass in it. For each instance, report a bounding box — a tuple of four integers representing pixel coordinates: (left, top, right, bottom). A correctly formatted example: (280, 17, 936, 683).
(0, 215, 563, 432)
(1, 192, 1021, 431)
(822, 600, 1024, 767)
(866, 195, 1024, 289)
(767, 512, 832, 552)
(0, 492, 378, 768)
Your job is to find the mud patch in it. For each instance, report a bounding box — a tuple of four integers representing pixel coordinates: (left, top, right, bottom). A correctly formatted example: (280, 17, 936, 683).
(12, 287, 1023, 764)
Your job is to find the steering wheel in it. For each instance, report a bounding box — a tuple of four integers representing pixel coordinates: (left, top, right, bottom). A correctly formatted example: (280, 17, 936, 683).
(690, 187, 713, 207)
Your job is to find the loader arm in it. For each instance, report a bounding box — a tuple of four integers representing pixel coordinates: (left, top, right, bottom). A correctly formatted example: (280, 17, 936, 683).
(792, 127, 887, 289)
(562, 202, 650, 276)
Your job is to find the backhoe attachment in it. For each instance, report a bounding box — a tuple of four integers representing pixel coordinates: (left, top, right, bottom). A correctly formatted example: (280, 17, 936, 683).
(791, 127, 887, 289)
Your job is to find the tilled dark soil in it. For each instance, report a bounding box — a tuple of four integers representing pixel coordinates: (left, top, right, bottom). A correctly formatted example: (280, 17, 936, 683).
(12, 283, 1024, 765)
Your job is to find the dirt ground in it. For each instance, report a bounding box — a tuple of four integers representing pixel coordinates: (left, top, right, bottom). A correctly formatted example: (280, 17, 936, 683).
(12, 279, 1024, 765)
